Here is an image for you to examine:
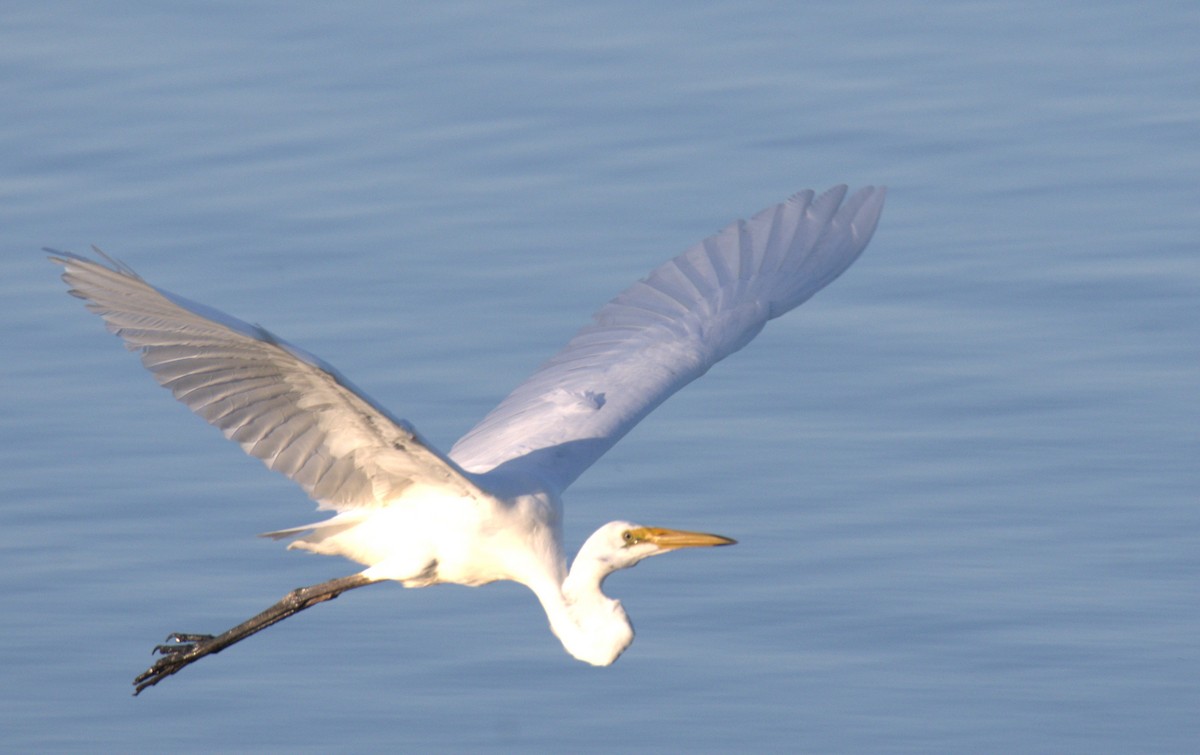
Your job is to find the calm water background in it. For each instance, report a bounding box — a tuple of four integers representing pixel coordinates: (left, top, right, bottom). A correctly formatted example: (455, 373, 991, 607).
(2, 1, 1196, 751)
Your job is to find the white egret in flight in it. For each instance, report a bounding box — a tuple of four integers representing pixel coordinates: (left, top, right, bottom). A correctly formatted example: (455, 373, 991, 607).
(50, 185, 885, 694)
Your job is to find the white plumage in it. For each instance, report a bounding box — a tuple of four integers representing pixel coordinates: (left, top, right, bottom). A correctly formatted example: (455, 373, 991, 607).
(51, 185, 886, 693)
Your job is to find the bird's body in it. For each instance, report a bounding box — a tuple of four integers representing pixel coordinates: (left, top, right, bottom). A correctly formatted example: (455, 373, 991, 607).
(51, 185, 885, 692)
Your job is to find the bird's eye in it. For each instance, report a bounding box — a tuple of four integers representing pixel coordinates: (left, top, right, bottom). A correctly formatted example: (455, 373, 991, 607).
(622, 530, 636, 544)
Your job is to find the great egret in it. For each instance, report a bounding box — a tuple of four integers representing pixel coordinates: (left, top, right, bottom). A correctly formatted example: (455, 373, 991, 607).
(50, 185, 885, 694)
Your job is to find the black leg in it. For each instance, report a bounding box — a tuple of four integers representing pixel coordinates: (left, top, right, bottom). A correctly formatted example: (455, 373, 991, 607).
(133, 573, 377, 695)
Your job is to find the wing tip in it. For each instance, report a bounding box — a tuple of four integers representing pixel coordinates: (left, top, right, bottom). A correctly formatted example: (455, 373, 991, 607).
(46, 245, 141, 279)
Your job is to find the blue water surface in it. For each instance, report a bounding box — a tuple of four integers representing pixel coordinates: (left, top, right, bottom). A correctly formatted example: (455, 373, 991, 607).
(1, 1, 1197, 752)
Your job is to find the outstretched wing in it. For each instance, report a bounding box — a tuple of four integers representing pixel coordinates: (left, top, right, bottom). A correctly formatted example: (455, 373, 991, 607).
(449, 185, 886, 494)
(51, 250, 482, 512)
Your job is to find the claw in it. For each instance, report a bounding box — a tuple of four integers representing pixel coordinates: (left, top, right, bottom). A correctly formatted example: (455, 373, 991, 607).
(151, 632, 214, 655)
(166, 632, 214, 644)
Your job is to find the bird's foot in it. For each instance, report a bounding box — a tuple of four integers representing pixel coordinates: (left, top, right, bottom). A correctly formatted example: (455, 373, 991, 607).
(135, 632, 220, 695)
(131, 574, 376, 695)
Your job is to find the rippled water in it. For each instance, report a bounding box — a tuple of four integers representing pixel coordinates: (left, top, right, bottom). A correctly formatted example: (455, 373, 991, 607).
(2, 1, 1197, 751)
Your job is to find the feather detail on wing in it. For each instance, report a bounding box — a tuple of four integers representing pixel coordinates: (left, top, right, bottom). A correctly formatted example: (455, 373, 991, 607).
(50, 249, 482, 512)
(449, 185, 886, 494)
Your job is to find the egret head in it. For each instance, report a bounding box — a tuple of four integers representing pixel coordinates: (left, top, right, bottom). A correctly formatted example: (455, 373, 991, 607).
(551, 520, 736, 666)
(588, 521, 737, 572)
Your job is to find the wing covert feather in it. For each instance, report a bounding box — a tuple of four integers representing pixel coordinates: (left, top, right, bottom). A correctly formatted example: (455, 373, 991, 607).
(449, 186, 886, 494)
(51, 250, 480, 511)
